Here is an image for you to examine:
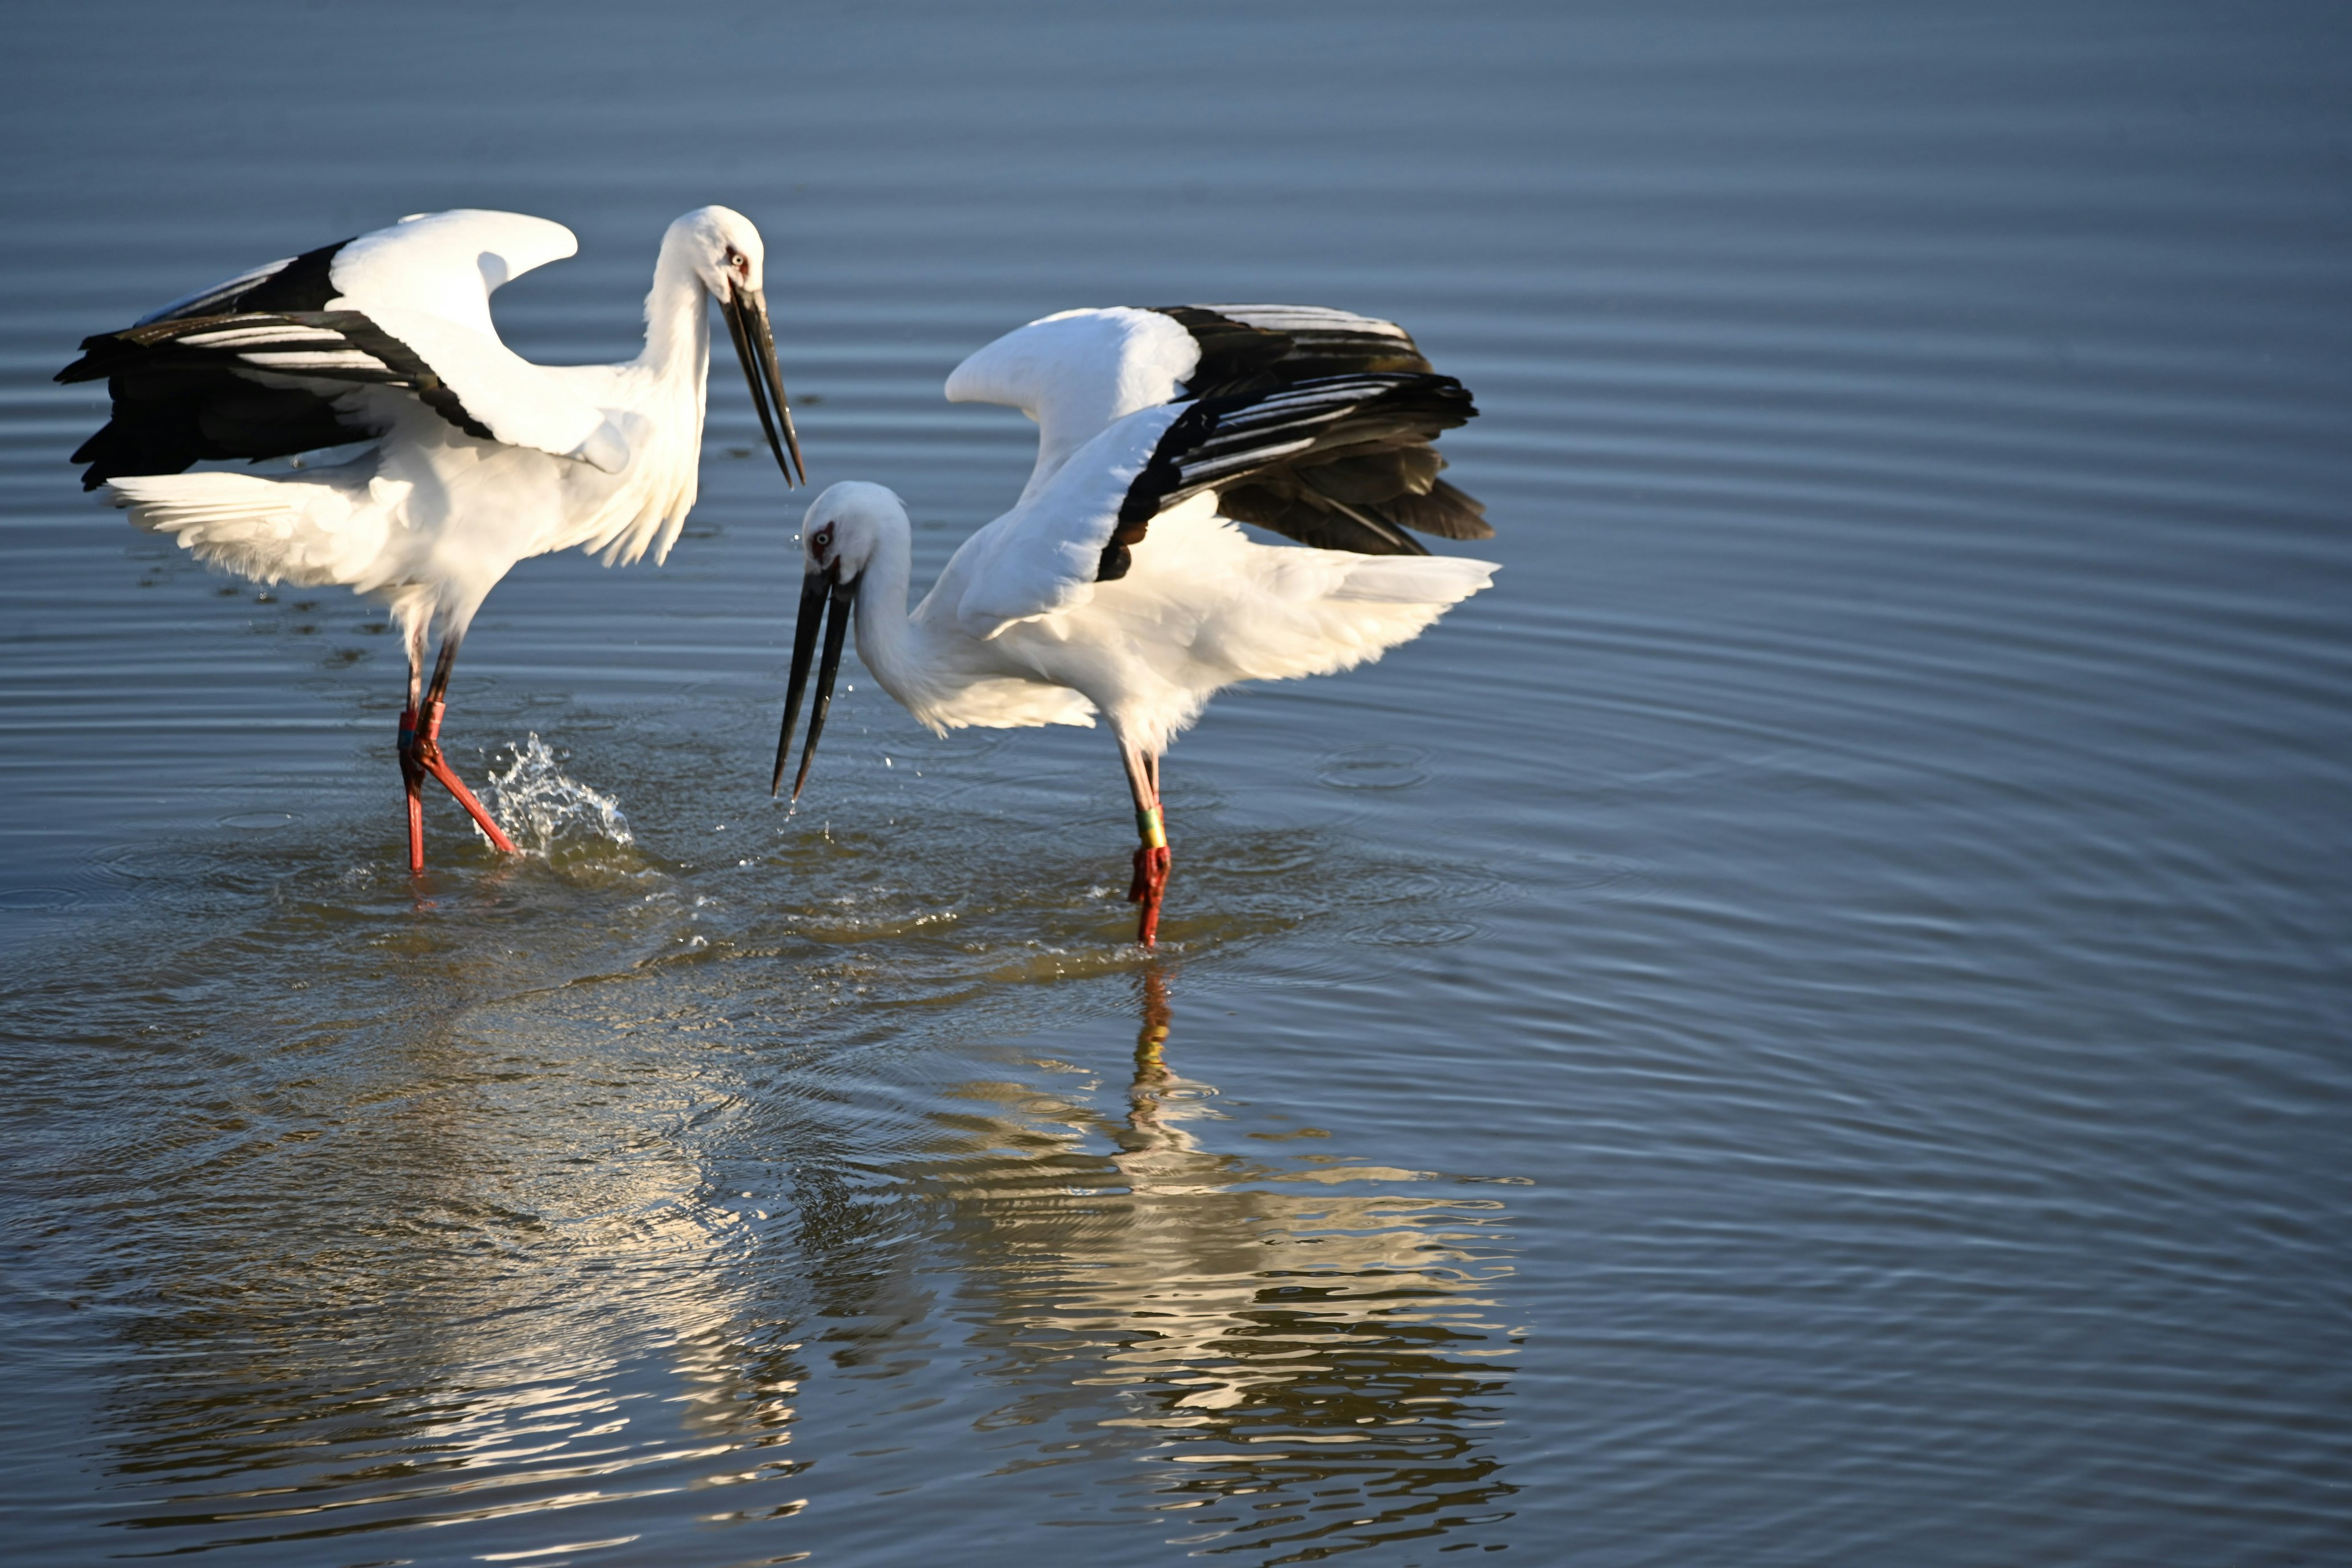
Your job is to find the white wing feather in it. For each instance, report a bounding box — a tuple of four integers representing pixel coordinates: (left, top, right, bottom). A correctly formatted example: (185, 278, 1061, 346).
(332, 209, 577, 334)
(330, 211, 630, 472)
(965, 501, 1497, 755)
(944, 308, 1198, 503)
(109, 469, 399, 589)
(944, 402, 1184, 639)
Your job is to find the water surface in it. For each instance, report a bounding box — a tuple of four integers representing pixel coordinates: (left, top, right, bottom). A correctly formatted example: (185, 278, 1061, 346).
(2, 3, 2349, 1564)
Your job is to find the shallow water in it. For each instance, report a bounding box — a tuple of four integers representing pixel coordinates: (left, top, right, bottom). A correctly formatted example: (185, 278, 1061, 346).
(4, 3, 2350, 1564)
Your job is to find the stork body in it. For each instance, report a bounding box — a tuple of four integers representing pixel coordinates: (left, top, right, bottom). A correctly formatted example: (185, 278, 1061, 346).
(774, 304, 1497, 945)
(59, 206, 802, 870)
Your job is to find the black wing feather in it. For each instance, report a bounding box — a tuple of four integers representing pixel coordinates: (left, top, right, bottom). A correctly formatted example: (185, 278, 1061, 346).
(57, 238, 494, 489)
(1134, 304, 1490, 559)
(1099, 372, 1479, 580)
(1150, 304, 1434, 397)
(127, 238, 348, 328)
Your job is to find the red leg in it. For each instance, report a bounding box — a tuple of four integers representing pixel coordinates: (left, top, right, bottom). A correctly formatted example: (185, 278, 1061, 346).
(1120, 743, 1172, 946)
(399, 627, 519, 869)
(1129, 837, 1172, 946)
(412, 699, 518, 854)
(399, 705, 426, 874)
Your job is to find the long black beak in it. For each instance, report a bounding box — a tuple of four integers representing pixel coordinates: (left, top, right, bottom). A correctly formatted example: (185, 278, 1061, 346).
(771, 564, 855, 800)
(724, 284, 805, 486)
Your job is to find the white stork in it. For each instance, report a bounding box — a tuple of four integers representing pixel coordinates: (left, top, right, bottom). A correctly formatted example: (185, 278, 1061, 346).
(771, 304, 1496, 946)
(59, 206, 804, 872)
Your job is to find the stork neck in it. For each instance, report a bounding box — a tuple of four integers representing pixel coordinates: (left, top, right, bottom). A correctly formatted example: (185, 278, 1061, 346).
(637, 242, 712, 386)
(848, 517, 925, 709)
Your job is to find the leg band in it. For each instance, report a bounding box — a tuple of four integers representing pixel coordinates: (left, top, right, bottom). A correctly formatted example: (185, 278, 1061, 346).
(1136, 804, 1167, 850)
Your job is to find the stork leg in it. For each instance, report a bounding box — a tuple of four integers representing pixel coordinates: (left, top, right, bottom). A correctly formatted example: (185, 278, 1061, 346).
(399, 620, 429, 874)
(1121, 743, 1172, 946)
(399, 631, 519, 872)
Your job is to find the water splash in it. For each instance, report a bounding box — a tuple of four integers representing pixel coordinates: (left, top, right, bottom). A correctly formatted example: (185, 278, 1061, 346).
(477, 733, 633, 854)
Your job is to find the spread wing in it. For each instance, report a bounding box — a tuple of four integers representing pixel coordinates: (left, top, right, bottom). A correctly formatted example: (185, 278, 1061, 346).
(1150, 304, 1489, 550)
(1152, 303, 1433, 393)
(58, 209, 625, 489)
(944, 371, 1477, 640)
(944, 302, 1489, 551)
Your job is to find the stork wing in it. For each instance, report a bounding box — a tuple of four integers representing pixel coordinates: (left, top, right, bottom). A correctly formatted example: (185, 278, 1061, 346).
(946, 371, 1477, 641)
(943, 307, 1199, 503)
(326, 209, 576, 336)
(945, 303, 1488, 546)
(946, 403, 1183, 638)
(1154, 304, 1434, 394)
(59, 209, 627, 489)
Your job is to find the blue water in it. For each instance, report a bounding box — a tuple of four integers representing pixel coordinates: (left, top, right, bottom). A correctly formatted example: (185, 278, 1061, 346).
(2, 3, 2348, 1564)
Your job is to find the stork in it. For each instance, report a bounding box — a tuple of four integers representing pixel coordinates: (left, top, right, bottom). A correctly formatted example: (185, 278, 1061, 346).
(771, 304, 1496, 945)
(58, 206, 804, 872)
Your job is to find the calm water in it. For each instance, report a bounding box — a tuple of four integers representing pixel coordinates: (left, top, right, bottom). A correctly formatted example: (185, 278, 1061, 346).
(4, 4, 2349, 1564)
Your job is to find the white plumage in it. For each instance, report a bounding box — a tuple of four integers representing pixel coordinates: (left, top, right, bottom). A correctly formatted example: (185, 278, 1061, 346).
(97, 206, 790, 629)
(64, 205, 804, 870)
(774, 303, 1497, 946)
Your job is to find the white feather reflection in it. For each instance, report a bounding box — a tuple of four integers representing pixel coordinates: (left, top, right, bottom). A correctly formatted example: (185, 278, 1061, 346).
(906, 971, 1525, 1556)
(75, 987, 815, 1558)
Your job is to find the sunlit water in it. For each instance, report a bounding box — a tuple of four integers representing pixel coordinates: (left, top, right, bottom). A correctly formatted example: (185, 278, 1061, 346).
(3, 4, 2349, 1565)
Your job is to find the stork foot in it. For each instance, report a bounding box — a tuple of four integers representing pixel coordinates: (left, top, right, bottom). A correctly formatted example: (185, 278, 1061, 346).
(401, 699, 519, 867)
(1128, 845, 1172, 946)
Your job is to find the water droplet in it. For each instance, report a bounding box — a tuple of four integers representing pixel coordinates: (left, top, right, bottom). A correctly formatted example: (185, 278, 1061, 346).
(478, 734, 633, 853)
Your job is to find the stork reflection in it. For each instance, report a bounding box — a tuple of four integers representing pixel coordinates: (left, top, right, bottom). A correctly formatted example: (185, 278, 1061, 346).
(918, 967, 1523, 1556)
(73, 916, 820, 1556)
(1117, 966, 1185, 1153)
(63, 876, 1520, 1565)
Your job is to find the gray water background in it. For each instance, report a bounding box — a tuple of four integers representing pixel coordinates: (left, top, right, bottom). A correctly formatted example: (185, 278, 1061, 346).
(2, 2, 2348, 1564)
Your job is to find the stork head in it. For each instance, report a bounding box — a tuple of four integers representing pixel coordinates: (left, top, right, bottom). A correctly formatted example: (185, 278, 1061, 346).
(673, 205, 767, 300)
(798, 481, 903, 586)
(667, 205, 804, 486)
(772, 483, 908, 801)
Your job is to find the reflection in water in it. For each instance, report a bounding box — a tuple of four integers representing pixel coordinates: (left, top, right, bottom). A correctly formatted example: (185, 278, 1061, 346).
(40, 856, 1519, 1563)
(89, 1162, 815, 1557)
(0, 720, 1518, 1564)
(9, 0, 2352, 1559)
(45, 906, 821, 1559)
(913, 971, 1522, 1559)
